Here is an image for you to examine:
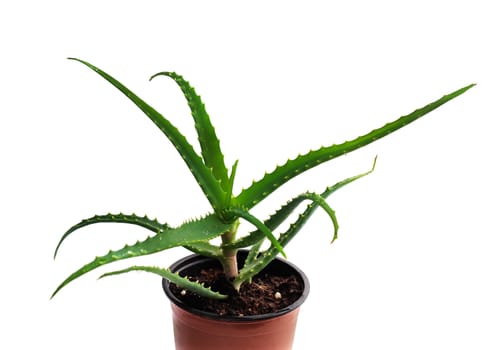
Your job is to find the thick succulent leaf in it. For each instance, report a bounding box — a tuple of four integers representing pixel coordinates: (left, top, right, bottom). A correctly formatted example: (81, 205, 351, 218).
(234, 201, 319, 289)
(224, 193, 316, 249)
(100, 266, 227, 300)
(225, 207, 286, 258)
(224, 230, 264, 250)
(234, 161, 378, 288)
(150, 71, 230, 192)
(227, 157, 377, 250)
(323, 156, 377, 198)
(235, 84, 475, 209)
(51, 214, 233, 298)
(243, 238, 264, 269)
(54, 213, 170, 259)
(68, 58, 226, 211)
(183, 242, 221, 259)
(227, 160, 239, 205)
(241, 238, 265, 284)
(300, 192, 339, 243)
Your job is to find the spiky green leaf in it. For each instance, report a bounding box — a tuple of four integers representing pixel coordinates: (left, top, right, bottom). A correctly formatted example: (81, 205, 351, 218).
(51, 214, 233, 298)
(234, 160, 378, 288)
(226, 157, 377, 250)
(243, 238, 264, 268)
(224, 193, 316, 250)
(225, 207, 286, 258)
(300, 192, 339, 243)
(100, 266, 228, 300)
(226, 160, 239, 205)
(150, 71, 230, 192)
(68, 58, 226, 211)
(183, 242, 221, 259)
(54, 213, 170, 259)
(234, 202, 318, 289)
(235, 84, 475, 209)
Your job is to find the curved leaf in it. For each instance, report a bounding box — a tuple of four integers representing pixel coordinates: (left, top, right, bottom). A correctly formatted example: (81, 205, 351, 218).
(235, 84, 475, 209)
(227, 157, 377, 250)
(183, 242, 221, 259)
(224, 194, 311, 249)
(68, 58, 226, 211)
(234, 201, 319, 289)
(225, 207, 286, 258)
(100, 266, 228, 300)
(54, 213, 170, 259)
(300, 192, 339, 243)
(242, 238, 265, 276)
(51, 214, 233, 298)
(234, 160, 378, 288)
(150, 71, 230, 192)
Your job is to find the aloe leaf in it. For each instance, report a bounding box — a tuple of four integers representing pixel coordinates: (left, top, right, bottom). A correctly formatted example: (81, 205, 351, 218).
(243, 238, 264, 268)
(324, 156, 378, 198)
(224, 230, 264, 250)
(183, 242, 221, 259)
(235, 84, 475, 210)
(68, 58, 226, 211)
(51, 214, 233, 298)
(241, 239, 265, 284)
(234, 202, 318, 289)
(276, 159, 377, 246)
(53, 213, 170, 259)
(229, 193, 338, 250)
(283, 157, 375, 243)
(234, 161, 378, 288)
(150, 71, 230, 192)
(226, 160, 239, 205)
(226, 207, 286, 258)
(224, 194, 314, 250)
(225, 191, 327, 250)
(100, 266, 227, 300)
(227, 157, 377, 250)
(300, 192, 339, 243)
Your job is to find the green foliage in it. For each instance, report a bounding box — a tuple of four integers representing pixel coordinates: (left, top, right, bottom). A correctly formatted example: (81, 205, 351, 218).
(51, 214, 233, 298)
(100, 266, 228, 300)
(53, 58, 474, 300)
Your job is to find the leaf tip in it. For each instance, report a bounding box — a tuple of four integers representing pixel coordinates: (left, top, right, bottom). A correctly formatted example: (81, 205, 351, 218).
(149, 71, 172, 82)
(372, 155, 378, 171)
(50, 286, 61, 300)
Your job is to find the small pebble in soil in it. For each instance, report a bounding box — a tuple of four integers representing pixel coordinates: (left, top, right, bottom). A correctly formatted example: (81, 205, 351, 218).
(180, 289, 187, 296)
(274, 292, 282, 300)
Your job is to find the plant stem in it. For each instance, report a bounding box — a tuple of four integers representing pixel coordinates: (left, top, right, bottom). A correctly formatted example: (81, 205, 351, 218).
(220, 221, 239, 280)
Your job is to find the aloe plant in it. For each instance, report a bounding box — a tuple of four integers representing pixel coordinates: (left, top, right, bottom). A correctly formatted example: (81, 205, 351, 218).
(52, 58, 474, 300)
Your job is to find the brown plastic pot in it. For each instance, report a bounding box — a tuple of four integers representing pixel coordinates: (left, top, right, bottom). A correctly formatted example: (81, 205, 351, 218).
(162, 250, 310, 350)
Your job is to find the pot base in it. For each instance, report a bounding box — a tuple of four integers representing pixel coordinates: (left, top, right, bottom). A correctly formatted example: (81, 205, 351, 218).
(171, 303, 300, 350)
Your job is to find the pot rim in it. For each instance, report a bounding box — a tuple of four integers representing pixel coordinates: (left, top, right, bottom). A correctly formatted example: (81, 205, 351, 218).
(162, 250, 310, 322)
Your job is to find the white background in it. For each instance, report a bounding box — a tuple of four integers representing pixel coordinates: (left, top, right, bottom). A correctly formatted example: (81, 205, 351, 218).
(1, 1, 489, 349)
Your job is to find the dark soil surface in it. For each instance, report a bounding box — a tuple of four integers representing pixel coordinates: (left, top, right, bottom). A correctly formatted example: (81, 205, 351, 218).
(169, 267, 303, 317)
